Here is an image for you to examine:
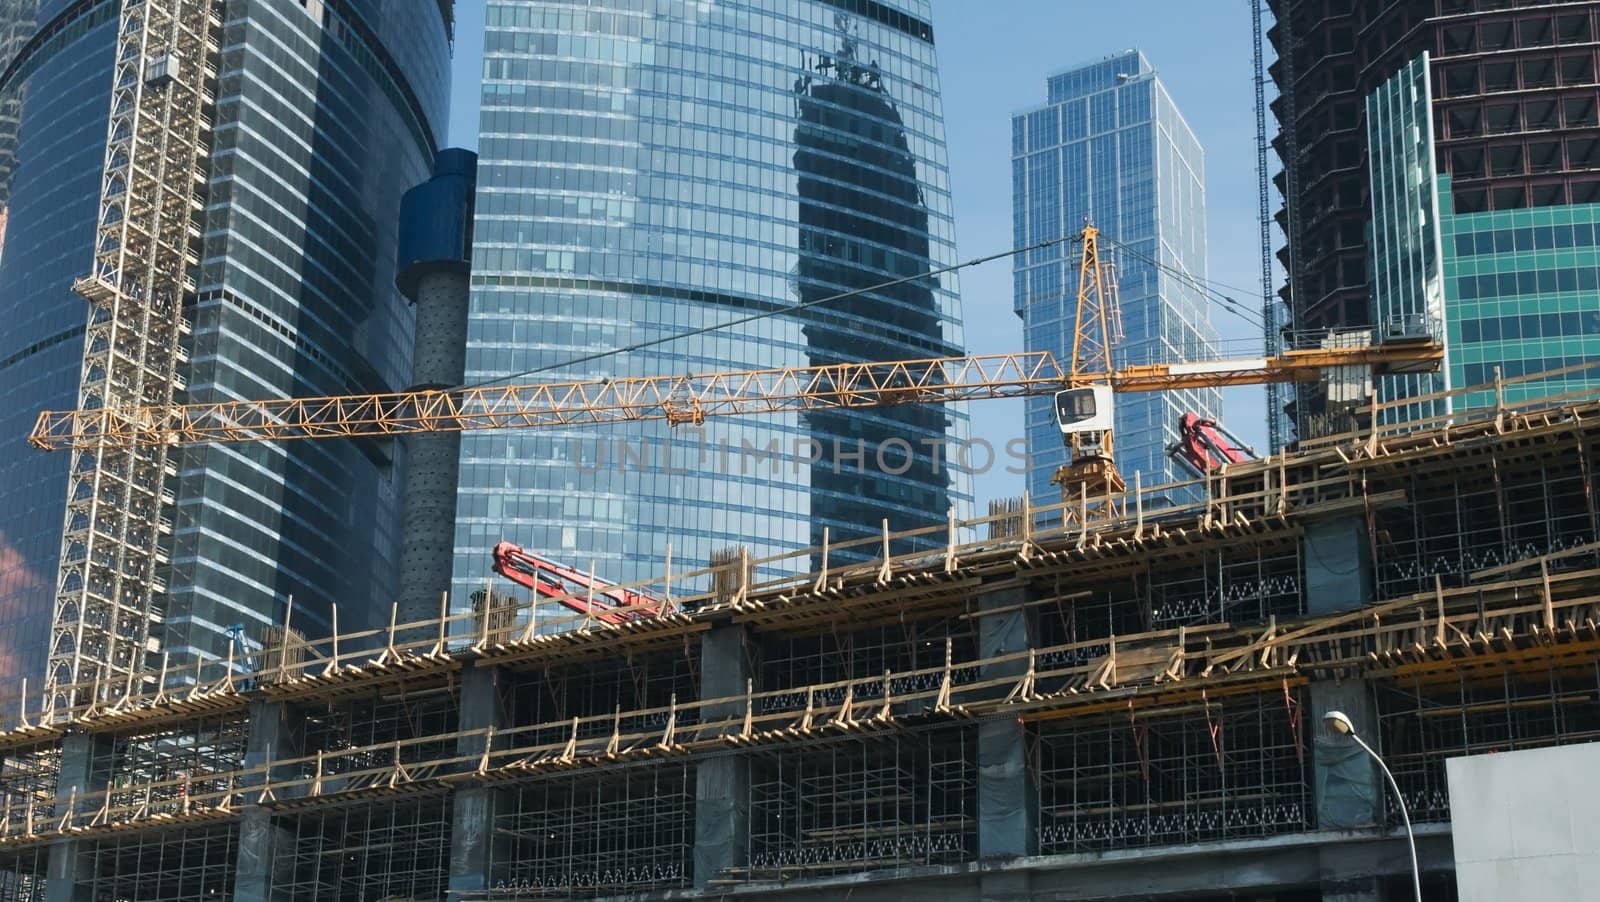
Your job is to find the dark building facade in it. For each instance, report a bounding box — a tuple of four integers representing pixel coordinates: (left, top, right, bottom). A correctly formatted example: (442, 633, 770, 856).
(0, 1, 452, 688)
(1269, 0, 1600, 431)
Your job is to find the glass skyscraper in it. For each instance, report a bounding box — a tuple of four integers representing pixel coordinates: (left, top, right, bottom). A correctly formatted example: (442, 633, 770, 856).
(0, 0, 452, 684)
(1012, 50, 1221, 506)
(458, 0, 970, 608)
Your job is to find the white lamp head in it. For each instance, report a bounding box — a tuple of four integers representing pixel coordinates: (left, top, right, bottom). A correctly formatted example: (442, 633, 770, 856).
(1324, 710, 1356, 736)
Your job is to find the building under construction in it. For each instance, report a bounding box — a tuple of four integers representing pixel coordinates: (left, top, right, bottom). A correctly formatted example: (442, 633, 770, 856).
(0, 373, 1594, 901)
(1268, 0, 1600, 433)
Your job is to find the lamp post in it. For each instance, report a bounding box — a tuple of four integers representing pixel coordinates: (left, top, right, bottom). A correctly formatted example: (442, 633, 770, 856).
(1324, 710, 1422, 902)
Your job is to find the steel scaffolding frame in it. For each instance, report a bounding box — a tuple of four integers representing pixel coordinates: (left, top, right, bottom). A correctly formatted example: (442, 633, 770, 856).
(275, 796, 451, 900)
(0, 845, 46, 902)
(742, 727, 974, 881)
(98, 713, 246, 822)
(80, 824, 237, 900)
(1374, 442, 1598, 598)
(1, 541, 1596, 847)
(488, 762, 694, 897)
(758, 617, 979, 717)
(1035, 688, 1311, 853)
(506, 645, 697, 728)
(1376, 660, 1600, 825)
(48, 0, 218, 711)
(1033, 535, 1306, 654)
(0, 748, 56, 827)
(0, 748, 53, 902)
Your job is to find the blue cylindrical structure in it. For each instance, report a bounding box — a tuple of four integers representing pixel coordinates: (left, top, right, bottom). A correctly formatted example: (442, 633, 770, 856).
(396, 149, 477, 627)
(397, 147, 477, 299)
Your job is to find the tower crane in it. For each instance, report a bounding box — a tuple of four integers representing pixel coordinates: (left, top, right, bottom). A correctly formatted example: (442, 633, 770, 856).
(28, 338, 1442, 452)
(1048, 224, 1127, 497)
(26, 226, 1444, 631)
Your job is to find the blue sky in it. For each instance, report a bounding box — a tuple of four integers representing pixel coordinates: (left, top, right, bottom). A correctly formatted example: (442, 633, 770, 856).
(445, 1, 1276, 507)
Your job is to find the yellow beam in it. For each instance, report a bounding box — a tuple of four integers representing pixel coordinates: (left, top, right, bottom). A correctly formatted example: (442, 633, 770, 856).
(29, 341, 1445, 451)
(1111, 341, 1445, 392)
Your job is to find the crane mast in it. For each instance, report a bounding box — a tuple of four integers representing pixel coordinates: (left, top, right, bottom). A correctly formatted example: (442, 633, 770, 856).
(1051, 224, 1128, 498)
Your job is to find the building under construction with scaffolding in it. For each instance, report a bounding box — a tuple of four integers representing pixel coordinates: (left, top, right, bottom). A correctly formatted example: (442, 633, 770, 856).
(0, 373, 1594, 901)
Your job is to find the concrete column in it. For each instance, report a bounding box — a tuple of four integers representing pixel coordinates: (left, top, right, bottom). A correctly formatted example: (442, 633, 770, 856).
(1310, 680, 1381, 830)
(1305, 514, 1374, 614)
(448, 661, 508, 901)
(233, 700, 304, 902)
(397, 268, 471, 630)
(976, 582, 1037, 861)
(980, 870, 1034, 901)
(45, 732, 109, 902)
(1321, 876, 1383, 902)
(693, 623, 752, 887)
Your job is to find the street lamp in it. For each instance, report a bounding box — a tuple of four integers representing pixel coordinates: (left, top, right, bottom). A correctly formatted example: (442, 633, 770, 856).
(1324, 710, 1422, 902)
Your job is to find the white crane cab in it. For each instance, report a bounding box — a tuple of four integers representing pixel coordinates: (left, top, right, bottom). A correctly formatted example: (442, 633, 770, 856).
(1055, 385, 1114, 457)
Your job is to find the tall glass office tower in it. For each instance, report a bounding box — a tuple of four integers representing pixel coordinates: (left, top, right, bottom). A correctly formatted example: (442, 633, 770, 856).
(1012, 50, 1221, 506)
(0, 0, 452, 683)
(458, 0, 970, 605)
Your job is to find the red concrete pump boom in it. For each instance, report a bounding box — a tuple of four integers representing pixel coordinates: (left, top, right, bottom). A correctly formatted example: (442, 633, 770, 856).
(490, 541, 674, 624)
(1168, 413, 1258, 477)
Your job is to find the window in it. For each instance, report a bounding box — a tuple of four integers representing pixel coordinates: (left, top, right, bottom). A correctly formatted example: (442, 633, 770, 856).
(1484, 62, 1517, 92)
(1518, 16, 1554, 48)
(1557, 13, 1592, 45)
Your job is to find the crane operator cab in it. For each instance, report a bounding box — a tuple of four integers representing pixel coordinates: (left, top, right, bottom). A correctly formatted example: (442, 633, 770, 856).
(1055, 385, 1114, 459)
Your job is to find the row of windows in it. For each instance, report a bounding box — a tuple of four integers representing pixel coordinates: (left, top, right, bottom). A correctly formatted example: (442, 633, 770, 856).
(1461, 355, 1600, 387)
(475, 199, 939, 268)
(469, 279, 959, 352)
(1046, 53, 1143, 105)
(489, 0, 933, 52)
(1451, 221, 1600, 256)
(1458, 310, 1600, 343)
(1453, 266, 1600, 299)
(0, 0, 114, 97)
(0, 323, 83, 376)
(483, 79, 944, 166)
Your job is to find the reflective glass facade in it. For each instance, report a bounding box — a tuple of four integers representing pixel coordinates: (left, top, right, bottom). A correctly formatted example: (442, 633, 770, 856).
(1443, 192, 1600, 408)
(0, 0, 116, 691)
(0, 0, 451, 679)
(1369, 53, 1600, 421)
(458, 0, 970, 607)
(1367, 52, 1450, 425)
(1012, 51, 1221, 505)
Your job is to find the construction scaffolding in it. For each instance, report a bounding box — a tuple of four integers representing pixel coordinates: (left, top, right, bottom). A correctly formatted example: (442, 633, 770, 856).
(1036, 689, 1310, 854)
(276, 797, 451, 900)
(0, 383, 1597, 897)
(1376, 659, 1600, 826)
(47, 0, 218, 710)
(1372, 442, 1597, 598)
(489, 763, 694, 897)
(79, 825, 237, 900)
(743, 727, 974, 881)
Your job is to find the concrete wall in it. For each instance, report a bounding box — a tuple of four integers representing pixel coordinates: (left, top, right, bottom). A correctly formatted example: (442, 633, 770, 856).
(1446, 742, 1600, 901)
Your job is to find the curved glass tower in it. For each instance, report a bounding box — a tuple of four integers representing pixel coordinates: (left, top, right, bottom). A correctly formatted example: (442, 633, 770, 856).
(458, 0, 969, 608)
(0, 0, 452, 685)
